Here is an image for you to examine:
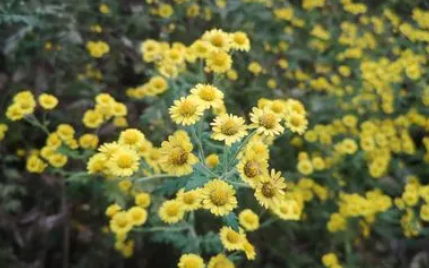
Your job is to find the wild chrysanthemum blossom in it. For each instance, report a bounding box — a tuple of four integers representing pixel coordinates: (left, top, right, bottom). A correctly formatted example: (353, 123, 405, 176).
(118, 128, 146, 148)
(158, 200, 185, 224)
(202, 29, 231, 52)
(250, 107, 284, 136)
(190, 83, 224, 109)
(285, 112, 308, 134)
(109, 211, 132, 235)
(211, 114, 248, 146)
(230, 31, 251, 52)
(176, 188, 203, 211)
(206, 51, 232, 73)
(237, 151, 269, 187)
(107, 147, 140, 177)
(202, 179, 237, 216)
(238, 209, 260, 231)
(126, 207, 148, 226)
(169, 97, 204, 125)
(254, 169, 287, 209)
(207, 254, 235, 268)
(178, 254, 205, 268)
(219, 226, 245, 251)
(159, 131, 199, 176)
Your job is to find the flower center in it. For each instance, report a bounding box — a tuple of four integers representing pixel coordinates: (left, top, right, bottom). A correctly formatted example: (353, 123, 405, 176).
(123, 133, 138, 144)
(166, 204, 180, 216)
(179, 101, 197, 117)
(262, 182, 275, 198)
(210, 189, 228, 206)
(184, 260, 199, 268)
(117, 154, 133, 168)
(221, 119, 239, 135)
(226, 231, 240, 243)
(290, 115, 301, 127)
(234, 35, 246, 45)
(169, 147, 189, 165)
(244, 161, 259, 178)
(183, 193, 195, 204)
(213, 53, 227, 65)
(117, 217, 128, 228)
(212, 35, 224, 48)
(199, 87, 216, 101)
(260, 113, 277, 129)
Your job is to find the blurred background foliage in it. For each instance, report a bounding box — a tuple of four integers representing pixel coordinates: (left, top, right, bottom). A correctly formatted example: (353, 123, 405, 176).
(2, 0, 429, 267)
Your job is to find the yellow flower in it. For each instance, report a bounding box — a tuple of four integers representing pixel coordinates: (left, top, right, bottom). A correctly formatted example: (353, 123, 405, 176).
(118, 128, 146, 149)
(191, 40, 213, 59)
(48, 153, 68, 168)
(105, 203, 122, 218)
(322, 253, 339, 267)
(135, 192, 151, 208)
(297, 159, 314, 175)
(147, 76, 169, 95)
(169, 97, 204, 126)
(250, 107, 284, 136)
(56, 124, 75, 141)
(243, 240, 256, 260)
(211, 114, 248, 146)
(219, 226, 245, 251)
(178, 254, 205, 268)
(237, 151, 268, 187)
(13, 91, 36, 115)
(176, 188, 202, 211)
(285, 112, 308, 134)
(110, 211, 132, 235)
(273, 200, 301, 220)
(190, 83, 224, 109)
(98, 142, 121, 159)
(38, 93, 58, 110)
(286, 99, 306, 116)
(159, 200, 185, 224)
(202, 179, 238, 216)
(83, 109, 104, 129)
(158, 4, 174, 18)
(99, 4, 110, 14)
(126, 207, 148, 226)
(248, 62, 263, 75)
(87, 153, 108, 174)
(205, 153, 220, 168)
(26, 155, 47, 173)
(160, 131, 199, 176)
(254, 169, 286, 209)
(202, 29, 231, 52)
(79, 134, 99, 150)
(205, 51, 232, 73)
(6, 104, 24, 121)
(230, 32, 250, 52)
(86, 41, 110, 58)
(208, 254, 235, 268)
(0, 124, 8, 141)
(238, 209, 260, 231)
(107, 148, 140, 177)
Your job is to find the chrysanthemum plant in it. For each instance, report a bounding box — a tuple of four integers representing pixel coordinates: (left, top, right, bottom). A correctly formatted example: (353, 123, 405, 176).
(86, 29, 309, 266)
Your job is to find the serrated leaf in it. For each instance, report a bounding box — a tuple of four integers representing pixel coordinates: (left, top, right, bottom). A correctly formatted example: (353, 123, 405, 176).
(222, 212, 239, 231)
(185, 169, 209, 191)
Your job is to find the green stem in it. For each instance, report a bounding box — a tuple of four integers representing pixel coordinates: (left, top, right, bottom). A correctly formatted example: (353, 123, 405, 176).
(135, 226, 188, 233)
(24, 114, 50, 135)
(135, 174, 174, 183)
(260, 218, 278, 229)
(226, 130, 256, 170)
(224, 179, 251, 188)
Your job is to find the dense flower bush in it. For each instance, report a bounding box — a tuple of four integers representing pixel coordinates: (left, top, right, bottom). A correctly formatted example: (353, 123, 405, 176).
(1, 0, 429, 267)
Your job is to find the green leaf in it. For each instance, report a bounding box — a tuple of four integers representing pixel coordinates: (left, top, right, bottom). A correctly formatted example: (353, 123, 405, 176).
(222, 212, 239, 231)
(185, 172, 209, 191)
